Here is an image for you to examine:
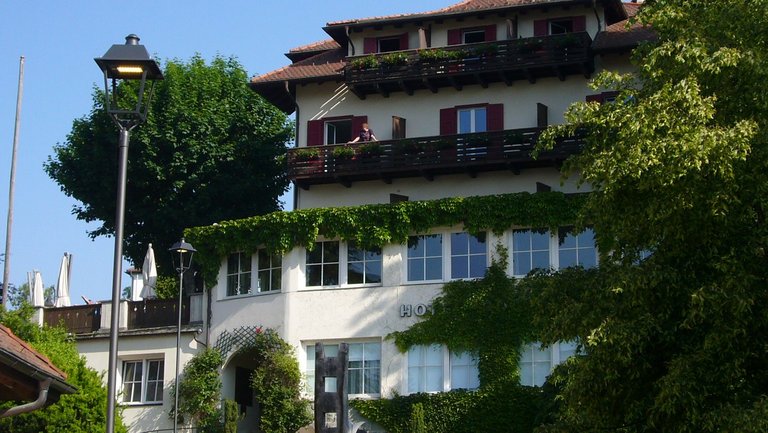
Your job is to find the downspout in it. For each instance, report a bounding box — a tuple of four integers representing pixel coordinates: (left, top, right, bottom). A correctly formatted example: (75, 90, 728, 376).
(592, 0, 603, 36)
(285, 80, 300, 211)
(0, 378, 52, 418)
(346, 26, 355, 56)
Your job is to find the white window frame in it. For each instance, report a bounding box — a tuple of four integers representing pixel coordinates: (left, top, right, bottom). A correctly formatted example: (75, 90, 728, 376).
(457, 106, 487, 134)
(306, 240, 341, 287)
(304, 240, 383, 289)
(449, 231, 488, 280)
(462, 29, 486, 44)
(121, 358, 164, 405)
(304, 341, 382, 399)
(256, 248, 282, 293)
(405, 231, 491, 284)
(519, 341, 577, 387)
(405, 345, 480, 394)
(226, 252, 252, 297)
(346, 241, 383, 286)
(549, 18, 574, 35)
(377, 36, 401, 53)
(509, 227, 598, 277)
(406, 234, 444, 283)
(325, 119, 352, 145)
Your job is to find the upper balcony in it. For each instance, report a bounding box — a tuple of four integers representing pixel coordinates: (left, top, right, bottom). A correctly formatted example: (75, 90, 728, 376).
(344, 32, 594, 99)
(287, 127, 583, 189)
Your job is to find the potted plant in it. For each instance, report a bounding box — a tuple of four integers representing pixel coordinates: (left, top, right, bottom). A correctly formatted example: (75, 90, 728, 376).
(519, 38, 544, 55)
(332, 146, 355, 160)
(419, 48, 451, 64)
(294, 147, 320, 161)
(396, 139, 422, 155)
(348, 55, 380, 70)
(379, 52, 408, 69)
(358, 142, 384, 157)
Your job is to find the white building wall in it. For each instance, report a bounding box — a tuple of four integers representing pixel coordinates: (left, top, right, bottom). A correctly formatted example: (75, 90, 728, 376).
(77, 332, 201, 433)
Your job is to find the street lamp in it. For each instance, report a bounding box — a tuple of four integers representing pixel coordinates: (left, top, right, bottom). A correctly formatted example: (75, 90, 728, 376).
(95, 34, 163, 433)
(169, 238, 196, 433)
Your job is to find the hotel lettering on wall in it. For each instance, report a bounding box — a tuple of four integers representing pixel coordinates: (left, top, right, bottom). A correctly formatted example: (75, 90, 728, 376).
(400, 303, 432, 317)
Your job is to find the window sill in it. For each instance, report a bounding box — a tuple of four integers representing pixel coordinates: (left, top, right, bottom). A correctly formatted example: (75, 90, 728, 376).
(120, 401, 164, 407)
(220, 290, 281, 302)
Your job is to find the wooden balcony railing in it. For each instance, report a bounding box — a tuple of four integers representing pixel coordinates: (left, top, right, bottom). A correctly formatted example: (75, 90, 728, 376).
(287, 127, 583, 189)
(128, 297, 190, 329)
(345, 32, 593, 98)
(44, 304, 101, 334)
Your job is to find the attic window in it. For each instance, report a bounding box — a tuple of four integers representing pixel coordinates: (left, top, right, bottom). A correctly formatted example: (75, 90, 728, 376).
(463, 29, 486, 44)
(550, 19, 574, 35)
(378, 37, 401, 53)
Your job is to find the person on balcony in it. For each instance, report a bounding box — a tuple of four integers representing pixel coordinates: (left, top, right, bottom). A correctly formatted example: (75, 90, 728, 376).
(349, 122, 377, 143)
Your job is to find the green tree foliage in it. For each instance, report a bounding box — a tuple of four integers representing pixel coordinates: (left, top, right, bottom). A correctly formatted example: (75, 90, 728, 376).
(0, 304, 127, 432)
(45, 55, 293, 275)
(533, 0, 768, 431)
(174, 348, 224, 432)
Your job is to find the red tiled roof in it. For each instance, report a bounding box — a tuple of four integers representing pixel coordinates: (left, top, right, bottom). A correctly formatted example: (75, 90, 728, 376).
(252, 48, 345, 85)
(0, 324, 67, 381)
(328, 0, 601, 26)
(593, 2, 654, 51)
(288, 39, 340, 55)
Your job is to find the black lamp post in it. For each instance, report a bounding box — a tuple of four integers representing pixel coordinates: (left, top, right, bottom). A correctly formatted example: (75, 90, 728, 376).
(94, 34, 162, 433)
(169, 238, 196, 433)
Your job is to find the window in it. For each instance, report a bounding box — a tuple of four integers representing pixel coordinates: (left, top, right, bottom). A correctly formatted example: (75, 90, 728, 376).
(378, 37, 401, 53)
(519, 341, 577, 387)
(348, 342, 381, 395)
(558, 227, 597, 269)
(122, 359, 164, 404)
(306, 241, 340, 286)
(227, 252, 251, 296)
(463, 29, 486, 44)
(325, 119, 352, 145)
(257, 249, 282, 292)
(347, 242, 382, 284)
(511, 229, 550, 276)
(458, 107, 487, 133)
(305, 343, 381, 397)
(450, 351, 480, 390)
(407, 345, 480, 393)
(450, 232, 487, 279)
(407, 235, 443, 282)
(407, 345, 444, 393)
(549, 19, 574, 35)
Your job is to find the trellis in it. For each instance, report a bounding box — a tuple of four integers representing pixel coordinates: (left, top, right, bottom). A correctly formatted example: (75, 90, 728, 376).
(214, 326, 262, 359)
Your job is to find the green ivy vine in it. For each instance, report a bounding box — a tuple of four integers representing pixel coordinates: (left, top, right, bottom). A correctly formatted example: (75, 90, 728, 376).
(185, 192, 586, 286)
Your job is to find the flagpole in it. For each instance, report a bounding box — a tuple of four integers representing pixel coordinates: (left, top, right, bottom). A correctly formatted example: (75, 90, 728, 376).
(2, 56, 25, 307)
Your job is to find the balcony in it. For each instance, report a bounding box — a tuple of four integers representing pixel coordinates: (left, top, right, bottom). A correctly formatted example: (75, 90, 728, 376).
(127, 298, 190, 329)
(345, 32, 594, 98)
(287, 127, 583, 189)
(44, 304, 101, 334)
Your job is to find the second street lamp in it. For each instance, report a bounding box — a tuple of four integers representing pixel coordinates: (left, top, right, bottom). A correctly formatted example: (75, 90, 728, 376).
(94, 34, 163, 433)
(169, 238, 196, 433)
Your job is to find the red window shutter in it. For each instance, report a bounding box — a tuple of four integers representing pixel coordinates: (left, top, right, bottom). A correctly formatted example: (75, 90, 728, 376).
(533, 20, 548, 36)
(399, 33, 409, 50)
(485, 25, 497, 42)
(307, 120, 324, 146)
(440, 108, 457, 135)
(364, 38, 377, 54)
(573, 16, 587, 32)
(585, 94, 604, 103)
(447, 29, 461, 45)
(486, 104, 504, 131)
(352, 116, 368, 137)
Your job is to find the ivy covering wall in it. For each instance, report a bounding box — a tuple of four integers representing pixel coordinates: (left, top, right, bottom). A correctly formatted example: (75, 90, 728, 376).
(185, 192, 586, 286)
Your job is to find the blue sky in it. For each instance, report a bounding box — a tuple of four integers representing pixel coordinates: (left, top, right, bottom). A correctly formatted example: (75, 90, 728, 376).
(0, 0, 450, 303)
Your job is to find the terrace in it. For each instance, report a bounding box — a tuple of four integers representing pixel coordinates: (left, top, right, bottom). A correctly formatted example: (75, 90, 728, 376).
(287, 127, 584, 189)
(345, 32, 593, 98)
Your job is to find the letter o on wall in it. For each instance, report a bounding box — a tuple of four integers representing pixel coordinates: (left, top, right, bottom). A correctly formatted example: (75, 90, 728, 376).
(414, 304, 429, 316)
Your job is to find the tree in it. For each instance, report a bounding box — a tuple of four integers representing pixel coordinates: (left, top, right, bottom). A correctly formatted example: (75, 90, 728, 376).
(45, 55, 292, 276)
(0, 303, 127, 432)
(532, 0, 768, 431)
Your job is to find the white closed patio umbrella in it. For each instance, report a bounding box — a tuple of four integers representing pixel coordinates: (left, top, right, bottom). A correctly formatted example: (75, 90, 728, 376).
(140, 244, 158, 299)
(54, 253, 71, 307)
(28, 270, 44, 307)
